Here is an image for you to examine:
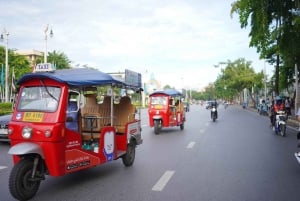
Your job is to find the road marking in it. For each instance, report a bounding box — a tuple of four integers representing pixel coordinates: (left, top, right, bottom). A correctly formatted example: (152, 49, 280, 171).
(200, 129, 205, 134)
(0, 166, 7, 170)
(152, 170, 175, 191)
(187, 141, 195, 149)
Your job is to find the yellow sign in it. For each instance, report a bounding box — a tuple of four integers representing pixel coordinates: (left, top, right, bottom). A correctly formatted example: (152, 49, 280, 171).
(23, 112, 44, 122)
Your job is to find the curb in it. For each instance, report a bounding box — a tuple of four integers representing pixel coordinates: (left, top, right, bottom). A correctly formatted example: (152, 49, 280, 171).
(246, 106, 299, 132)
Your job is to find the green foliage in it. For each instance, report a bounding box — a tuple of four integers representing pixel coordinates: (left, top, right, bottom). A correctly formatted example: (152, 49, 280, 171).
(231, 0, 300, 95)
(0, 46, 72, 93)
(214, 58, 263, 100)
(35, 50, 71, 69)
(0, 102, 12, 115)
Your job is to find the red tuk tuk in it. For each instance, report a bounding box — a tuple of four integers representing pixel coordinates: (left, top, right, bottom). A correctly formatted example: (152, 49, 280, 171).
(148, 89, 185, 134)
(7, 64, 143, 200)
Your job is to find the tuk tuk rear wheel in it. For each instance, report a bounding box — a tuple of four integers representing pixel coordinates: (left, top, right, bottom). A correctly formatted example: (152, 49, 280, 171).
(154, 120, 160, 135)
(9, 159, 41, 201)
(122, 141, 136, 167)
(180, 123, 184, 130)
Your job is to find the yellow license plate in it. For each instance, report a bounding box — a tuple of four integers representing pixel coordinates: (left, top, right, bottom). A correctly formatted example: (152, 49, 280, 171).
(154, 105, 164, 109)
(23, 112, 44, 122)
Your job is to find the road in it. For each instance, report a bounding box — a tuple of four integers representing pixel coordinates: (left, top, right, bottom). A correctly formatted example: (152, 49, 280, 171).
(1, 104, 300, 201)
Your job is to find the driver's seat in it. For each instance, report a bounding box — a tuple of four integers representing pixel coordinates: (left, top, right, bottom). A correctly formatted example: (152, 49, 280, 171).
(66, 101, 79, 132)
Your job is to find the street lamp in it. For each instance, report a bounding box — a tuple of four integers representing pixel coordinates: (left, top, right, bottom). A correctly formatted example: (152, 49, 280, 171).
(0, 29, 9, 102)
(44, 24, 53, 63)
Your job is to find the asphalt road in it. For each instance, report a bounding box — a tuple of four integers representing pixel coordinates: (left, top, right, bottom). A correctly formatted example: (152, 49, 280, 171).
(1, 104, 300, 201)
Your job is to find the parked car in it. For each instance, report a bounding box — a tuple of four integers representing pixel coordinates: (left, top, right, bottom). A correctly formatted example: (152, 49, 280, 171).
(0, 114, 12, 142)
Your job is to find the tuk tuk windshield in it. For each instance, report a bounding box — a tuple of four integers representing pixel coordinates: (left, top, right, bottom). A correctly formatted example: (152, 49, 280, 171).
(150, 96, 167, 109)
(18, 86, 61, 112)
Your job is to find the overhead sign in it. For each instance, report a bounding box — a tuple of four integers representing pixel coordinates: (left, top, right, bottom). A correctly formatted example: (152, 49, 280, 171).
(34, 63, 56, 72)
(125, 69, 142, 88)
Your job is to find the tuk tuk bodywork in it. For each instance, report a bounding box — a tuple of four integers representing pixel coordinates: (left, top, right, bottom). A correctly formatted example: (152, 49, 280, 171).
(7, 67, 143, 200)
(148, 89, 185, 134)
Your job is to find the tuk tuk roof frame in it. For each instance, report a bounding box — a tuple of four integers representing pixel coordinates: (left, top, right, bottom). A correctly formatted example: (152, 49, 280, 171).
(149, 89, 182, 97)
(17, 68, 142, 91)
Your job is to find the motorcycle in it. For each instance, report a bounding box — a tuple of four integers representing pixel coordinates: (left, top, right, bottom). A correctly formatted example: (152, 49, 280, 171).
(211, 105, 218, 122)
(259, 103, 268, 116)
(274, 110, 287, 136)
(294, 132, 300, 164)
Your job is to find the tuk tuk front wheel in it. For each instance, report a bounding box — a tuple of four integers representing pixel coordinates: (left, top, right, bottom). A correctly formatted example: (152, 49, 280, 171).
(9, 159, 41, 201)
(180, 123, 184, 130)
(122, 141, 136, 167)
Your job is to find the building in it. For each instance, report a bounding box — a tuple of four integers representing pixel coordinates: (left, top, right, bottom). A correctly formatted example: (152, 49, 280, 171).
(14, 49, 43, 67)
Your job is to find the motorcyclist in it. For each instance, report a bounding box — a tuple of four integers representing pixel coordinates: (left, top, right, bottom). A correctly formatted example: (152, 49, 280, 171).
(260, 99, 268, 115)
(211, 100, 218, 119)
(270, 96, 285, 131)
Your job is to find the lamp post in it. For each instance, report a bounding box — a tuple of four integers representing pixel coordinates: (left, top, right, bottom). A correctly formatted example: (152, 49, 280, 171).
(1, 29, 9, 102)
(44, 24, 53, 63)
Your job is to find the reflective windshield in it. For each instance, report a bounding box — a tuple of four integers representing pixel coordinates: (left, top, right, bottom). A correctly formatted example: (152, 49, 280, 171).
(150, 96, 167, 109)
(18, 86, 61, 112)
(151, 96, 167, 105)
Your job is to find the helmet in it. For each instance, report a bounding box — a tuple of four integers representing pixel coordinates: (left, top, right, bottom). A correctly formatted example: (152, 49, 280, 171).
(275, 96, 282, 105)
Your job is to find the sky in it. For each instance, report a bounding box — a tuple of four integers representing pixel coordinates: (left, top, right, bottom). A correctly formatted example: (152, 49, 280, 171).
(0, 0, 272, 90)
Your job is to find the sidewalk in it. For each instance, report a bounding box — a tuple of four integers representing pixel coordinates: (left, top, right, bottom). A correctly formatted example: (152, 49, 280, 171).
(246, 105, 299, 131)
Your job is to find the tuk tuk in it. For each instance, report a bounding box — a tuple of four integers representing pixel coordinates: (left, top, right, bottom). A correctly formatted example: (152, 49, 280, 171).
(148, 89, 185, 134)
(7, 64, 143, 201)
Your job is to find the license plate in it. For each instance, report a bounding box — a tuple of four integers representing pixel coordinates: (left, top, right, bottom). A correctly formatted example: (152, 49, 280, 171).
(23, 112, 44, 122)
(154, 105, 164, 109)
(0, 128, 8, 134)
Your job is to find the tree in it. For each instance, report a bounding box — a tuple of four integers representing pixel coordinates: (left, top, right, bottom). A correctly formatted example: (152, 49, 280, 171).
(0, 46, 31, 87)
(231, 0, 300, 96)
(36, 50, 71, 69)
(214, 58, 264, 106)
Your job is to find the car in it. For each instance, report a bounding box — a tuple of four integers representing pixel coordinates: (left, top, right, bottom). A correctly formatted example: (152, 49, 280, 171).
(0, 114, 12, 142)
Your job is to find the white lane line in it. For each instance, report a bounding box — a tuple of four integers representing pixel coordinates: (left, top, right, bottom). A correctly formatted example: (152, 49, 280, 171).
(186, 141, 195, 149)
(152, 170, 175, 191)
(0, 166, 7, 170)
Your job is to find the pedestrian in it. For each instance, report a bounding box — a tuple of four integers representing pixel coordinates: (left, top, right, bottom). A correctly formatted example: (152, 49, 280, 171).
(285, 97, 291, 117)
(295, 108, 300, 158)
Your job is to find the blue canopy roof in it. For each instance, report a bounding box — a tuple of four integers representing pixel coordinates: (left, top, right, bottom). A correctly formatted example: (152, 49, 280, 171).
(17, 68, 126, 87)
(149, 89, 182, 96)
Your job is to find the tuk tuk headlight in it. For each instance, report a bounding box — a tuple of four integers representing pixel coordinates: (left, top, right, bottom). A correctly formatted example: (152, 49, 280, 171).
(45, 129, 52, 138)
(22, 127, 32, 139)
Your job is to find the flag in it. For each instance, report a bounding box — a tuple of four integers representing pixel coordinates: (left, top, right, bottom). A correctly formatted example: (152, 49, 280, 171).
(11, 68, 16, 92)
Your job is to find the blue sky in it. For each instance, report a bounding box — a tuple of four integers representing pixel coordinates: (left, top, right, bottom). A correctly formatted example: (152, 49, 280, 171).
(0, 0, 271, 90)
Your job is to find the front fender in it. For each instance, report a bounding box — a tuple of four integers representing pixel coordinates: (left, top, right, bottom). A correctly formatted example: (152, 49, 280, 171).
(278, 120, 286, 125)
(153, 115, 162, 120)
(8, 142, 44, 159)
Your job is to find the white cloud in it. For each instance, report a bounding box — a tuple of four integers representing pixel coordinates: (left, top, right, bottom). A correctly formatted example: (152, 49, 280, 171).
(0, 0, 266, 90)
